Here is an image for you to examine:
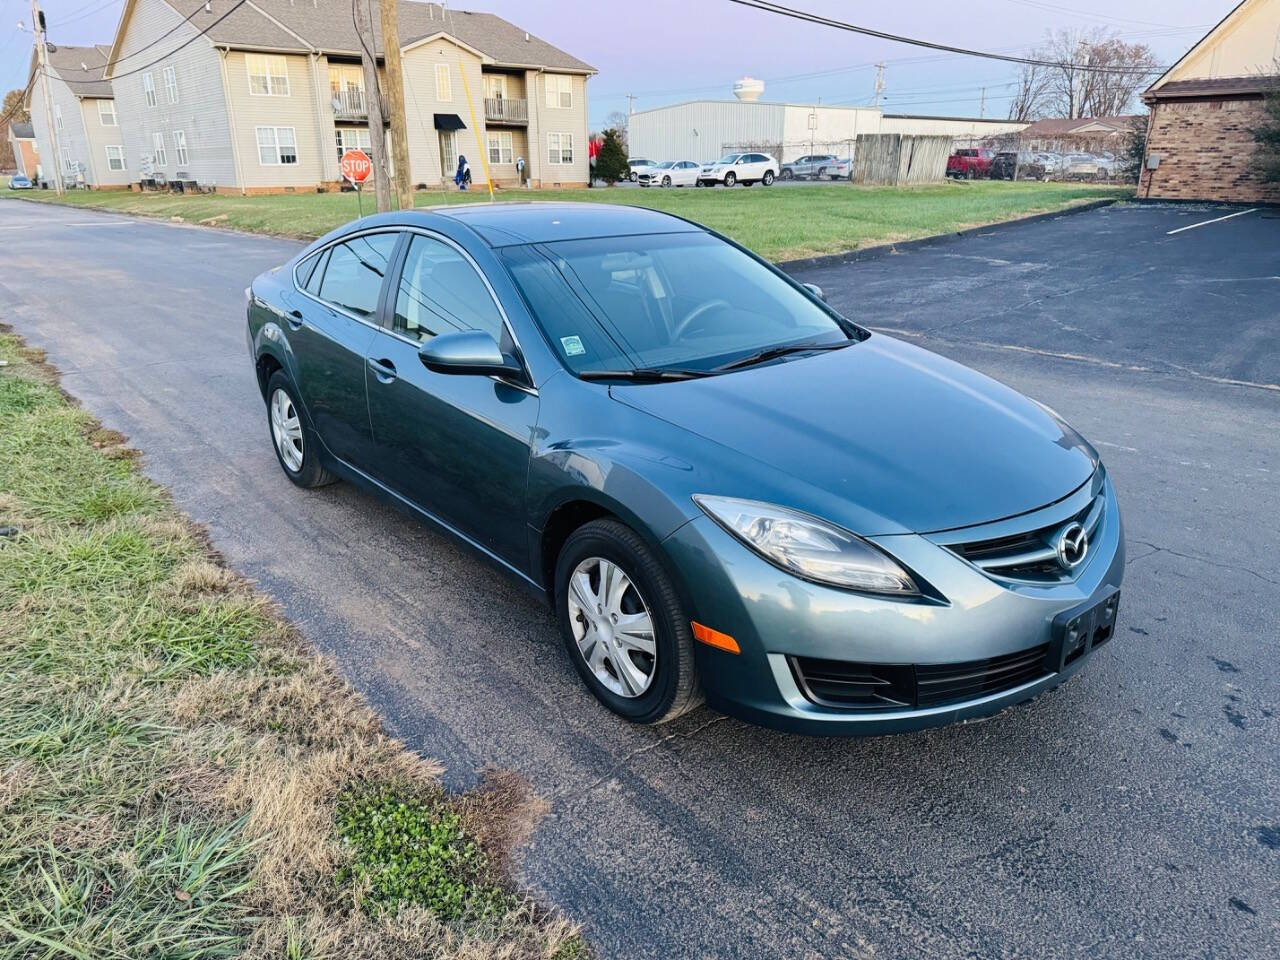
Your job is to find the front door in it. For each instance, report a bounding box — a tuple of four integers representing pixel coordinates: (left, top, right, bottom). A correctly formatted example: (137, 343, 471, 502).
(439, 131, 456, 180)
(364, 231, 538, 569)
(287, 231, 399, 465)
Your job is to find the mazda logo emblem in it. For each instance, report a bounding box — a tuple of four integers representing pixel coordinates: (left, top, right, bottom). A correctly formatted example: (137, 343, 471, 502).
(1056, 522, 1088, 570)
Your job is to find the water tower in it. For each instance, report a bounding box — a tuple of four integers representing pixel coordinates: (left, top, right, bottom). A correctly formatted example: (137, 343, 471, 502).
(733, 76, 765, 102)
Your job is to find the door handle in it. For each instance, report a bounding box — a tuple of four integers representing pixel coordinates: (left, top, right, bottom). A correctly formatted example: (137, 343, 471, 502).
(367, 357, 397, 383)
(285, 308, 305, 330)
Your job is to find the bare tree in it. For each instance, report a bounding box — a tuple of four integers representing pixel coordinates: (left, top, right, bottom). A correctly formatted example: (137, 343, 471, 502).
(1013, 28, 1158, 120)
(605, 110, 629, 145)
(1008, 62, 1052, 121)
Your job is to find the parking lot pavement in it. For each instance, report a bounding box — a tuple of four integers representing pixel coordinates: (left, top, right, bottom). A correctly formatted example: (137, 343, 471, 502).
(1, 198, 1277, 959)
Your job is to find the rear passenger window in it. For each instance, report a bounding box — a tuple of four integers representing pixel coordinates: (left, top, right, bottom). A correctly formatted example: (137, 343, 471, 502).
(296, 250, 322, 289)
(315, 233, 398, 317)
(394, 234, 505, 342)
(303, 249, 328, 295)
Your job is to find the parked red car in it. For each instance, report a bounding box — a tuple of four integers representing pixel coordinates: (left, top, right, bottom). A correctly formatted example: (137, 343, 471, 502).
(947, 149, 995, 179)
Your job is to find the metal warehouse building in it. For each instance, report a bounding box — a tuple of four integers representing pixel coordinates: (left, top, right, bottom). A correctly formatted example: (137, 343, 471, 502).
(627, 98, 1026, 164)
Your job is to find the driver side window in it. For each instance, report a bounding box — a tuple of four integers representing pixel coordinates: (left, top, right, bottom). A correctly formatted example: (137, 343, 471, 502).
(394, 234, 505, 343)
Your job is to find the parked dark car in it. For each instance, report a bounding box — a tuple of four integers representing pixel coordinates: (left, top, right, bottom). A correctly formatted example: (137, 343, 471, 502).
(246, 203, 1123, 734)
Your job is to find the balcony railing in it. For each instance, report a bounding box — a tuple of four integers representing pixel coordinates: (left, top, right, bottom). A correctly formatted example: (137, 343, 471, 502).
(331, 88, 367, 120)
(484, 97, 528, 124)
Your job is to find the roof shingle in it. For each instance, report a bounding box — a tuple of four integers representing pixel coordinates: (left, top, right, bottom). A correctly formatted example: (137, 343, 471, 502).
(47, 44, 113, 98)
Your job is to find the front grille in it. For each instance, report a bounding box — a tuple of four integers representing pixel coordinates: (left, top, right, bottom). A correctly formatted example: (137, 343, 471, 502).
(947, 493, 1104, 583)
(791, 643, 1051, 711)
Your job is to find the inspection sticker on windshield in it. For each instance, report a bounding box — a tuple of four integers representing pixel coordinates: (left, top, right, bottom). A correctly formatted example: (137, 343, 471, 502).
(560, 335, 586, 357)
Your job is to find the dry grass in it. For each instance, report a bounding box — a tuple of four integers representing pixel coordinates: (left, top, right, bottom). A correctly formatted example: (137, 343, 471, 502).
(0, 324, 586, 958)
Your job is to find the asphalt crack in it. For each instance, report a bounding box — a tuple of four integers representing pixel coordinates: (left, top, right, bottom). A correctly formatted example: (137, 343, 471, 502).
(1126, 540, 1280, 588)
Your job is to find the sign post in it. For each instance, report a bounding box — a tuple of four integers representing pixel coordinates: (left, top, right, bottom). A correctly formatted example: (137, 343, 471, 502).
(340, 148, 373, 217)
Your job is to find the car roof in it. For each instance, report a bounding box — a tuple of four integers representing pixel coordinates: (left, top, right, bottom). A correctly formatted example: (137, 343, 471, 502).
(430, 202, 704, 247)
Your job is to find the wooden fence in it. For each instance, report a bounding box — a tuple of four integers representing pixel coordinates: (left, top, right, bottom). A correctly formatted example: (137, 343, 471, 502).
(852, 134, 953, 185)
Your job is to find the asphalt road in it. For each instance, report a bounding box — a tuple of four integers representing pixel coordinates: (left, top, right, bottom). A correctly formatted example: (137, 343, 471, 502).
(1, 198, 1276, 959)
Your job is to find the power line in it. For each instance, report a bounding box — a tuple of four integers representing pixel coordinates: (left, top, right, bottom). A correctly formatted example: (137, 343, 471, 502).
(725, 0, 1168, 74)
(51, 0, 120, 28)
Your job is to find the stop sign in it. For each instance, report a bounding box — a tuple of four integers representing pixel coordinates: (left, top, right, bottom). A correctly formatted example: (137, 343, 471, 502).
(340, 149, 372, 184)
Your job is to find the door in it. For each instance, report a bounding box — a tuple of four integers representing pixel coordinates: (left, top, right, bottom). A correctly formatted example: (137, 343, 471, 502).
(439, 131, 456, 180)
(364, 232, 538, 568)
(287, 231, 399, 465)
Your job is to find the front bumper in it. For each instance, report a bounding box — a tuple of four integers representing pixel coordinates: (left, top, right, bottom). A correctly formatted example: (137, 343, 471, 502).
(661, 474, 1124, 734)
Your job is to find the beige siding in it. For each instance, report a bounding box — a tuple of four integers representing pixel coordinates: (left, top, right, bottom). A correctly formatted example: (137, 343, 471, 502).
(30, 72, 96, 184)
(528, 71, 589, 186)
(402, 38, 488, 186)
(111, 0, 234, 187)
(1164, 0, 1280, 83)
(79, 98, 131, 186)
(223, 50, 325, 189)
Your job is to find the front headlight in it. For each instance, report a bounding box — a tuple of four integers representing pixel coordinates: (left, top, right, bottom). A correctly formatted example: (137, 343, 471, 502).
(693, 496, 919, 595)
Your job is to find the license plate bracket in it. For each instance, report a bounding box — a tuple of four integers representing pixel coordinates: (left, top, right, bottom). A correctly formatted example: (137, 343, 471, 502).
(1047, 588, 1120, 673)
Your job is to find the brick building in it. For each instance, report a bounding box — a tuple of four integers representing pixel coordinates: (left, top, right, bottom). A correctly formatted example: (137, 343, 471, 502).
(1139, 0, 1280, 204)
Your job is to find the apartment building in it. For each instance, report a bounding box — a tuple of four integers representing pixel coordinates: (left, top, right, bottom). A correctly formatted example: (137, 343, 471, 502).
(106, 0, 595, 193)
(26, 45, 131, 188)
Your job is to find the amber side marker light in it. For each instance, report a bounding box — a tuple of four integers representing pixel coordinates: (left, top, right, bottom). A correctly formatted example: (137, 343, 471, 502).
(692, 621, 740, 654)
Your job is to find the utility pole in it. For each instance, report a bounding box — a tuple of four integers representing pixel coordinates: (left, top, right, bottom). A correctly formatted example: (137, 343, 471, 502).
(354, 0, 390, 211)
(378, 0, 413, 210)
(30, 1, 63, 195)
(626, 93, 637, 115)
(979, 86, 986, 119)
(872, 63, 885, 108)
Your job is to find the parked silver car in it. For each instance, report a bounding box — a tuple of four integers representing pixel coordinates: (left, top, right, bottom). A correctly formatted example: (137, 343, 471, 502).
(781, 154, 838, 180)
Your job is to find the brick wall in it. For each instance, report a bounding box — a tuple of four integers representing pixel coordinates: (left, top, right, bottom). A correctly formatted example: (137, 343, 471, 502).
(1140, 97, 1280, 203)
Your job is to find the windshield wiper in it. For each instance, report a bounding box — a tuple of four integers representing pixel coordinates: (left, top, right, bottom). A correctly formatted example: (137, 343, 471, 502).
(714, 339, 852, 372)
(577, 367, 714, 383)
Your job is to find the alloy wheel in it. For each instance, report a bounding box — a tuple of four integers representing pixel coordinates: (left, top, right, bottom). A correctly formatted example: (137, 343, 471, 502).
(270, 387, 304, 473)
(566, 556, 657, 698)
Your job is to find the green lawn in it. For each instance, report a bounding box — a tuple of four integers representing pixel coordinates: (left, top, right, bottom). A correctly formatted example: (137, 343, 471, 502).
(11, 180, 1131, 261)
(0, 330, 584, 959)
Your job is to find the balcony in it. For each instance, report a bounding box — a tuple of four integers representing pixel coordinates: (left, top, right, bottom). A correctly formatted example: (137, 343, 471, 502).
(331, 88, 367, 121)
(484, 97, 528, 125)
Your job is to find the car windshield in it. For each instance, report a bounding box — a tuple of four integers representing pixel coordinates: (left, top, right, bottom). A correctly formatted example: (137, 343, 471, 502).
(502, 233, 852, 376)
(653, 161, 675, 169)
(716, 154, 740, 164)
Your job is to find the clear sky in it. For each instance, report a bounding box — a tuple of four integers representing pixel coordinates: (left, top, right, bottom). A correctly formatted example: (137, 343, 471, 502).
(3, 0, 1226, 124)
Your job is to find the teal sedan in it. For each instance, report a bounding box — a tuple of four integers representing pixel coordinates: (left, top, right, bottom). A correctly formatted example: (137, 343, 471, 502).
(246, 203, 1123, 734)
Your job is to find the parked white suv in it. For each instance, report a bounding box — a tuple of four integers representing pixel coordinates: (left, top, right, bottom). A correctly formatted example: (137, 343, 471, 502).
(626, 158, 659, 182)
(698, 152, 777, 187)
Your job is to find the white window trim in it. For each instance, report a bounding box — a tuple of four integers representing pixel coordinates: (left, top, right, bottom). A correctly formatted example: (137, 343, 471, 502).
(435, 63, 452, 102)
(256, 126, 298, 165)
(152, 131, 167, 167)
(105, 145, 126, 171)
(487, 130, 513, 165)
(53, 103, 63, 130)
(545, 74, 572, 110)
(547, 132, 574, 165)
(98, 99, 116, 126)
(163, 65, 179, 104)
(142, 72, 156, 108)
(173, 130, 189, 167)
(246, 54, 290, 97)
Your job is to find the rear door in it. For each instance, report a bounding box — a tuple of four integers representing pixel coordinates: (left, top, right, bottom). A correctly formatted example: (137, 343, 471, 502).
(363, 230, 538, 568)
(288, 230, 399, 465)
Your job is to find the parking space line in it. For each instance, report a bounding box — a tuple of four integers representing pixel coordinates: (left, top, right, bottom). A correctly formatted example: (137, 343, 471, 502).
(1166, 208, 1258, 235)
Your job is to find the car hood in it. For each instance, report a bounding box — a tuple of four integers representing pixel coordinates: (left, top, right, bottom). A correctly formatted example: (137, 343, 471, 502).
(610, 335, 1098, 534)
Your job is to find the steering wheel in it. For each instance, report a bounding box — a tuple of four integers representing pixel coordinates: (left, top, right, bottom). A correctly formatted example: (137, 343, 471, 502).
(672, 299, 731, 340)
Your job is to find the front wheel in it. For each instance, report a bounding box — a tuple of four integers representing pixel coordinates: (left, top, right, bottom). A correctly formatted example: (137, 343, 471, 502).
(265, 370, 336, 488)
(556, 520, 702, 724)
(761, 170, 775, 186)
(629, 171, 638, 182)
(780, 168, 794, 180)
(723, 172, 736, 187)
(662, 175, 672, 187)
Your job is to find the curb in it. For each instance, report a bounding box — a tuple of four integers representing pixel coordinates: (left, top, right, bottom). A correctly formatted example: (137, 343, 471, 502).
(778, 197, 1124, 271)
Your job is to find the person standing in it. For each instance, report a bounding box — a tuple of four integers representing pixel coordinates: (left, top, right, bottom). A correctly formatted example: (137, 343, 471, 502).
(454, 155, 471, 191)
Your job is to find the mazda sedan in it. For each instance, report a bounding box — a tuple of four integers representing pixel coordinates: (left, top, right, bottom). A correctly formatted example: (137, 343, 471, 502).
(245, 203, 1122, 734)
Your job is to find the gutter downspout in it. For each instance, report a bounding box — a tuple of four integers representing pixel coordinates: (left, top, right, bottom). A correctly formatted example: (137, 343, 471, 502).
(81, 101, 103, 187)
(219, 47, 247, 195)
(307, 51, 331, 186)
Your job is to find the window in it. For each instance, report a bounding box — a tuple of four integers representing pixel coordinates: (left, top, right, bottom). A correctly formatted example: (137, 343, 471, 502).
(316, 234, 399, 318)
(302, 249, 329, 295)
(247, 54, 289, 96)
(163, 66, 179, 104)
(395, 234, 504, 342)
(334, 127, 371, 162)
(173, 130, 189, 166)
(152, 132, 167, 167)
(256, 126, 297, 165)
(545, 74, 572, 109)
(547, 132, 573, 165)
(59, 143, 73, 175)
(435, 63, 452, 101)
(487, 130, 513, 165)
(98, 99, 116, 126)
(53, 104, 62, 130)
(328, 64, 364, 113)
(142, 72, 156, 108)
(483, 74, 507, 99)
(105, 145, 126, 171)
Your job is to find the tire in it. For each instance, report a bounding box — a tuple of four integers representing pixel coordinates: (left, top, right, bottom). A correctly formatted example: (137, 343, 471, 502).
(723, 171, 736, 187)
(265, 370, 336, 489)
(555, 519, 702, 725)
(761, 170, 775, 186)
(816, 167, 826, 180)
(780, 168, 793, 180)
(662, 175, 671, 187)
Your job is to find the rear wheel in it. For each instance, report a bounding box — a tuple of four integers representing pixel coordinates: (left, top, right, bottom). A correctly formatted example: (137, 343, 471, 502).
(629, 171, 638, 182)
(761, 170, 775, 186)
(555, 520, 702, 725)
(723, 171, 736, 187)
(266, 371, 336, 488)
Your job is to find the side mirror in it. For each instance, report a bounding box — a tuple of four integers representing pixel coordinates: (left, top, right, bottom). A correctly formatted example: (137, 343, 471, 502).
(419, 330, 525, 381)
(802, 282, 826, 302)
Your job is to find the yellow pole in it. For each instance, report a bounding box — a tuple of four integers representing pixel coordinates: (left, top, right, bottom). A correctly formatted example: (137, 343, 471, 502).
(456, 58, 494, 201)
